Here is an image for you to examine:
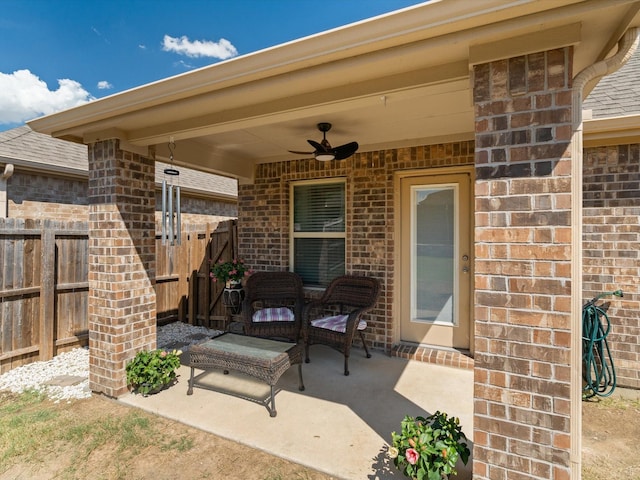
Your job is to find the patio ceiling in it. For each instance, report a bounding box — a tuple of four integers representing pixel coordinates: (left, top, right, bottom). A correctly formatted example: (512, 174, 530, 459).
(28, 0, 640, 183)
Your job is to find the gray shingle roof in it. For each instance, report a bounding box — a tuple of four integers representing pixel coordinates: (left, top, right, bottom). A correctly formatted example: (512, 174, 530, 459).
(584, 46, 640, 118)
(0, 126, 237, 198)
(0, 125, 87, 174)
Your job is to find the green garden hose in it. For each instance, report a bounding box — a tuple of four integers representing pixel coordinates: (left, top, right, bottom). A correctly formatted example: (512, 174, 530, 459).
(582, 289, 623, 399)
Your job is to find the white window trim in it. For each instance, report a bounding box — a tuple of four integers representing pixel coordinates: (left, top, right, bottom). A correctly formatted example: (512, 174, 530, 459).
(289, 178, 346, 283)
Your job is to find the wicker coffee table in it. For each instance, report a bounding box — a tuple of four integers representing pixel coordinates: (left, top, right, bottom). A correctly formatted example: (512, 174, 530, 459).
(187, 333, 305, 417)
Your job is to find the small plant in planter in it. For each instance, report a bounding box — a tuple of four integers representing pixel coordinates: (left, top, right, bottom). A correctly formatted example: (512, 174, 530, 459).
(389, 411, 470, 480)
(125, 349, 182, 396)
(210, 258, 252, 288)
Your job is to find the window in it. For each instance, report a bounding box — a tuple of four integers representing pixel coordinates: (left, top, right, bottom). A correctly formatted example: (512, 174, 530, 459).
(291, 180, 346, 287)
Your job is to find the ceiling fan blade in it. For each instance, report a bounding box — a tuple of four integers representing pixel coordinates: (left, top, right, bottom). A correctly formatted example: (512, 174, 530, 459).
(307, 139, 327, 152)
(333, 141, 359, 160)
(288, 150, 315, 155)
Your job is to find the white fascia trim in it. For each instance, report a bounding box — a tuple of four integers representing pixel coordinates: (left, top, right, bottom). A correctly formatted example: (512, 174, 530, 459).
(27, 1, 582, 135)
(584, 114, 640, 146)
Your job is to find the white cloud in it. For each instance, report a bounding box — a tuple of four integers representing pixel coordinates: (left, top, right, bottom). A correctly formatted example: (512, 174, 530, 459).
(91, 26, 110, 44)
(97, 80, 113, 90)
(0, 69, 94, 124)
(162, 35, 238, 59)
(175, 59, 195, 69)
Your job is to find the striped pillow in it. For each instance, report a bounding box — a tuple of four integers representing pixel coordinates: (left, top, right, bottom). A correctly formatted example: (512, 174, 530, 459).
(252, 307, 295, 323)
(310, 314, 367, 333)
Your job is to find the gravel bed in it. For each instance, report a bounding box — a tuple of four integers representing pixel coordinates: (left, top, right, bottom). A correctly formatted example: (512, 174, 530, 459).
(0, 322, 222, 403)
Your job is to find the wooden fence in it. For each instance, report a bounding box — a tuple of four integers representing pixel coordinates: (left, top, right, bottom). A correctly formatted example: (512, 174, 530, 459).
(0, 218, 237, 373)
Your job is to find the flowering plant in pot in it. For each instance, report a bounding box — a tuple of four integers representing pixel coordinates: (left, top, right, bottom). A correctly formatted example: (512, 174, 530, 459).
(125, 349, 182, 396)
(389, 411, 470, 480)
(210, 258, 251, 288)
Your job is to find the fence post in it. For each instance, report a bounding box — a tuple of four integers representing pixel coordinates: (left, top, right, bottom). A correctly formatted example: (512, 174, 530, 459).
(178, 228, 187, 323)
(188, 269, 197, 325)
(39, 227, 55, 361)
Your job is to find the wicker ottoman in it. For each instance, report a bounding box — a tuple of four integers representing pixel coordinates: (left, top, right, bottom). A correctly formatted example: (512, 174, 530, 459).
(187, 333, 305, 417)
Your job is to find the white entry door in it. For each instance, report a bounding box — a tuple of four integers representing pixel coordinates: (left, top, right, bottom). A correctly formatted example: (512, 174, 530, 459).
(400, 171, 472, 349)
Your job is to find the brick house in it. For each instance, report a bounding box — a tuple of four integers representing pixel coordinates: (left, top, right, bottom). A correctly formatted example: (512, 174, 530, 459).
(0, 126, 238, 224)
(581, 48, 640, 394)
(26, 2, 640, 479)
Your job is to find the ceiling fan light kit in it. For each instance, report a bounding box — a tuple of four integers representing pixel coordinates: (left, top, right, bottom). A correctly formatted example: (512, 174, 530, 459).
(315, 152, 336, 161)
(289, 122, 358, 161)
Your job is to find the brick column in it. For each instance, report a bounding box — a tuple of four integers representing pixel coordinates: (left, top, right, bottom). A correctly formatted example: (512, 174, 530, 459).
(87, 140, 156, 397)
(473, 48, 574, 479)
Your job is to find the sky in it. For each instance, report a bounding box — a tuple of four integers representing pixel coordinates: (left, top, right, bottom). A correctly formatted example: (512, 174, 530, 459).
(0, 0, 425, 132)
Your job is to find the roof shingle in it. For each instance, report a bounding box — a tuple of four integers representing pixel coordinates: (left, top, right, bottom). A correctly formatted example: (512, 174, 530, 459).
(584, 47, 640, 118)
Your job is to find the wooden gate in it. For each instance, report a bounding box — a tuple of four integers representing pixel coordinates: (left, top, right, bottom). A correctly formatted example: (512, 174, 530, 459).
(156, 219, 238, 329)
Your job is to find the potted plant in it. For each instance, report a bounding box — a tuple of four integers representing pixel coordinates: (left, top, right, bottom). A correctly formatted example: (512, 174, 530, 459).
(389, 411, 470, 480)
(125, 349, 182, 396)
(210, 257, 251, 288)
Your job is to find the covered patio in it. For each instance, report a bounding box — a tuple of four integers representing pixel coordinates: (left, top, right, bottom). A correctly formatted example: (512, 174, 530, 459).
(120, 342, 474, 480)
(28, 1, 640, 478)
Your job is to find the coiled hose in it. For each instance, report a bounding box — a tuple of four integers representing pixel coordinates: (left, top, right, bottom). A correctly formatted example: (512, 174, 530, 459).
(582, 289, 623, 399)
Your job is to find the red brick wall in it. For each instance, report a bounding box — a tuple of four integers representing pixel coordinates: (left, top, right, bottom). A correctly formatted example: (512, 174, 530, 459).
(8, 172, 88, 219)
(6, 171, 236, 225)
(153, 192, 237, 225)
(472, 48, 574, 479)
(87, 140, 156, 397)
(583, 143, 640, 389)
(237, 143, 474, 351)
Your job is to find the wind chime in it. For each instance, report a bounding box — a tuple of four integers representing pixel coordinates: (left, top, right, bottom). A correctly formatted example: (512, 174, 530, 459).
(161, 140, 181, 245)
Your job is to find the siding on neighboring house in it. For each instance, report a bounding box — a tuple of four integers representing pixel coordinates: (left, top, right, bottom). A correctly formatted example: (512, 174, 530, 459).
(8, 171, 88, 219)
(583, 143, 640, 389)
(0, 126, 238, 225)
(581, 46, 640, 390)
(5, 169, 237, 224)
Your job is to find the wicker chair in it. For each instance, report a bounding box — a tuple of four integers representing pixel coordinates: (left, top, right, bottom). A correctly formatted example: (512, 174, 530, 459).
(241, 271, 305, 342)
(303, 275, 381, 375)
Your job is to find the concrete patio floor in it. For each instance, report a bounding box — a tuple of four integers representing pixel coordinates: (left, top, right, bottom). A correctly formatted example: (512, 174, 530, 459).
(119, 344, 474, 480)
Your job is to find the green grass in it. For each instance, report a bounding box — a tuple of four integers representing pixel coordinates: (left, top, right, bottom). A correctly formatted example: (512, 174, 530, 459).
(0, 390, 196, 478)
(0, 389, 331, 480)
(0, 390, 59, 465)
(583, 395, 640, 410)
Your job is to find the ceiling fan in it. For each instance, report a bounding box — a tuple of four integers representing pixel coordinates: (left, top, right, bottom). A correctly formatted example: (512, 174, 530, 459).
(289, 122, 358, 161)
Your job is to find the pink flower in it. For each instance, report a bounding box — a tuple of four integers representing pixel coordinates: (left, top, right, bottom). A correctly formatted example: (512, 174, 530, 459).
(160, 351, 167, 357)
(405, 448, 419, 465)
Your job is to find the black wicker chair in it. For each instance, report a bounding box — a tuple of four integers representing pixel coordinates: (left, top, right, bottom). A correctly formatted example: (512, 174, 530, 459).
(241, 271, 305, 342)
(303, 275, 381, 375)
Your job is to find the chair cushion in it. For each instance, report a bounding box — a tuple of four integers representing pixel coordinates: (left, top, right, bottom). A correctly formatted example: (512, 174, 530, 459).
(252, 307, 295, 323)
(310, 314, 367, 333)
